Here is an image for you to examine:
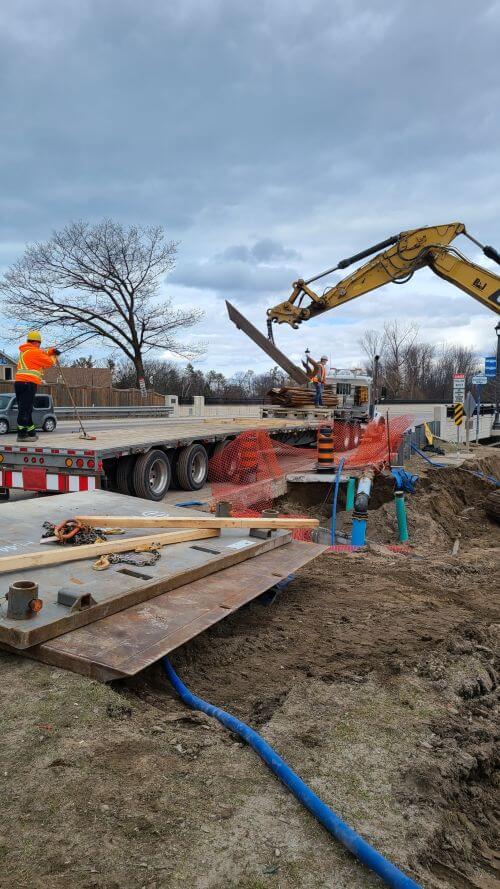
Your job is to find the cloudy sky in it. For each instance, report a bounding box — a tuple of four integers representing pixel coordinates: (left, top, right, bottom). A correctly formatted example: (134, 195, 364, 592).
(1, 0, 500, 375)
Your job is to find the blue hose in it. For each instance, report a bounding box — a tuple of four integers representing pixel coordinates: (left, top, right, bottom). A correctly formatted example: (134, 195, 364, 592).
(162, 658, 421, 889)
(411, 444, 500, 485)
(330, 456, 346, 546)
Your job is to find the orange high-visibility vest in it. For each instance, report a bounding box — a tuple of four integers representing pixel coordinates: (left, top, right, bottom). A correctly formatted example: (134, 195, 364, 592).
(312, 364, 327, 384)
(16, 343, 57, 385)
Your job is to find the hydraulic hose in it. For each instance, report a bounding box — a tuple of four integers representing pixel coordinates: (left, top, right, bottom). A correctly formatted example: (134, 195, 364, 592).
(330, 456, 345, 545)
(162, 658, 421, 889)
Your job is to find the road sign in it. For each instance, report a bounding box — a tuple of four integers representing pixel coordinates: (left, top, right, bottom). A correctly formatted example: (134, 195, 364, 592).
(471, 374, 488, 386)
(452, 373, 465, 402)
(485, 357, 497, 377)
(453, 403, 464, 425)
(464, 392, 477, 418)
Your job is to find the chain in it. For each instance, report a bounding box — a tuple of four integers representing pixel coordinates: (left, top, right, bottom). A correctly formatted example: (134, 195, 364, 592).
(107, 550, 161, 567)
(41, 521, 107, 546)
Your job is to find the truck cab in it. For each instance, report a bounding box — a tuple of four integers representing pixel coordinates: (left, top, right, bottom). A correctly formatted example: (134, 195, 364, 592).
(0, 393, 57, 435)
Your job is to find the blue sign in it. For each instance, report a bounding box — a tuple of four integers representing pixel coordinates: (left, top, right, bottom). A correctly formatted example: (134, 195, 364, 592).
(485, 356, 497, 377)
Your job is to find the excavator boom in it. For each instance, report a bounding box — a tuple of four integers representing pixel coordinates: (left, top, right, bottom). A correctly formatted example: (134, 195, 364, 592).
(266, 223, 500, 329)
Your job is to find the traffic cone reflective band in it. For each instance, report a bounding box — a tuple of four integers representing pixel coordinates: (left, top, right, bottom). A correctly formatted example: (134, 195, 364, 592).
(316, 425, 335, 473)
(239, 433, 258, 472)
(454, 403, 464, 426)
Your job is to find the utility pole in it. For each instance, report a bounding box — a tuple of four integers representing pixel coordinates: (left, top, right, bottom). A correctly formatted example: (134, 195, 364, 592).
(493, 321, 500, 436)
(371, 354, 380, 419)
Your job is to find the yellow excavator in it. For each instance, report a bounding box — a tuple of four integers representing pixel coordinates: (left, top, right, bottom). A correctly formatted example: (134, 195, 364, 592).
(265, 222, 500, 336)
(226, 222, 500, 387)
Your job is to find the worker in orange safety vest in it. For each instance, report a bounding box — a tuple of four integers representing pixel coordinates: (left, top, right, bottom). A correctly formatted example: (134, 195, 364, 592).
(15, 331, 61, 440)
(302, 354, 328, 406)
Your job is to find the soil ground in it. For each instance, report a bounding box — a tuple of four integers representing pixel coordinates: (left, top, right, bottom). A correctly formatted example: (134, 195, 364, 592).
(1, 448, 499, 889)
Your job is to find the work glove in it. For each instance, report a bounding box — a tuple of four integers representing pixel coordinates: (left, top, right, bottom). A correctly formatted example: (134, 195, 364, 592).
(52, 349, 62, 356)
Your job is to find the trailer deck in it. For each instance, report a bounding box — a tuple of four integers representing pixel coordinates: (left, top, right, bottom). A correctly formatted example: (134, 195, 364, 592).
(0, 416, 320, 459)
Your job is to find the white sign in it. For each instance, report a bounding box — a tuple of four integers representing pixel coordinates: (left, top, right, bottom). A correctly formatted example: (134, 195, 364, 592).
(471, 374, 488, 386)
(452, 373, 465, 402)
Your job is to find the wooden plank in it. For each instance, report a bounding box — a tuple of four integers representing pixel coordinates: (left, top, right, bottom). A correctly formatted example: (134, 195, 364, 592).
(10, 541, 325, 680)
(73, 515, 319, 530)
(0, 529, 220, 574)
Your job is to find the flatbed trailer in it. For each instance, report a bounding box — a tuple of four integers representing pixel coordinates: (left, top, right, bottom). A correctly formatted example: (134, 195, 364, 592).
(0, 416, 320, 502)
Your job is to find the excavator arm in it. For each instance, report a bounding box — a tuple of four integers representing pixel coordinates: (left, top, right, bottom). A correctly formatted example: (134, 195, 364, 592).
(266, 223, 500, 332)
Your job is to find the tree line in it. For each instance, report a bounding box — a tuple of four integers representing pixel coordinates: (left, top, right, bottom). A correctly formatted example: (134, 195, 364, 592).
(71, 355, 289, 402)
(359, 321, 496, 402)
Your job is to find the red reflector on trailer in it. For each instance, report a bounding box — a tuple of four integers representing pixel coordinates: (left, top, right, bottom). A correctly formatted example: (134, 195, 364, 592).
(22, 467, 47, 491)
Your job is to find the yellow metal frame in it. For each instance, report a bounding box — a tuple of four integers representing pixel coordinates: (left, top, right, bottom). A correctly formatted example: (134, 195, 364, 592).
(267, 223, 500, 327)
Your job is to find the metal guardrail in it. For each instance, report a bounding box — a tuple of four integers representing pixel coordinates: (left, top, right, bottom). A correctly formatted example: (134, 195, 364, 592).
(55, 405, 173, 418)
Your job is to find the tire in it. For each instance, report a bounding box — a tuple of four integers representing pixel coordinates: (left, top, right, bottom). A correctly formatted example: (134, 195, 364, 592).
(351, 424, 361, 448)
(0, 419, 9, 435)
(334, 423, 350, 452)
(212, 440, 227, 458)
(133, 450, 171, 501)
(42, 417, 57, 432)
(116, 455, 137, 496)
(209, 438, 239, 482)
(0, 487, 9, 501)
(176, 444, 209, 491)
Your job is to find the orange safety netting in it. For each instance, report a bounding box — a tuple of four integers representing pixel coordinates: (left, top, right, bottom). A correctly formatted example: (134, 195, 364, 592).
(208, 430, 315, 512)
(343, 414, 415, 468)
(208, 415, 415, 516)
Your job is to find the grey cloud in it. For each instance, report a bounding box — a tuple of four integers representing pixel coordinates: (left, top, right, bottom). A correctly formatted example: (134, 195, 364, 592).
(171, 258, 299, 298)
(216, 238, 300, 264)
(0, 0, 499, 369)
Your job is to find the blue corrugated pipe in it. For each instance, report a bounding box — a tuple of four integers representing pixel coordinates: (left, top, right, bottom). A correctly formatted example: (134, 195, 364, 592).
(330, 456, 346, 545)
(162, 658, 421, 889)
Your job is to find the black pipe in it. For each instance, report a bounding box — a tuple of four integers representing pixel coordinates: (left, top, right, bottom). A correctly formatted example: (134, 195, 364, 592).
(305, 234, 399, 285)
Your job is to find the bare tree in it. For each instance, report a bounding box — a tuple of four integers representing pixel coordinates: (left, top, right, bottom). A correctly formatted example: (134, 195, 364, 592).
(359, 329, 386, 376)
(382, 320, 419, 398)
(0, 219, 204, 386)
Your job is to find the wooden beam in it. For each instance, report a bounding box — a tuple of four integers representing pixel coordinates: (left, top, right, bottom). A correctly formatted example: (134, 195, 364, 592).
(0, 529, 220, 575)
(73, 515, 319, 530)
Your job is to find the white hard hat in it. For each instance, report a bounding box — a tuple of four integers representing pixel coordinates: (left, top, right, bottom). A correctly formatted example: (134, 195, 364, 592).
(320, 355, 328, 361)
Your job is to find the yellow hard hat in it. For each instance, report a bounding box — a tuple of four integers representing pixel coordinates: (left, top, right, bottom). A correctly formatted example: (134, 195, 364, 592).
(27, 330, 42, 342)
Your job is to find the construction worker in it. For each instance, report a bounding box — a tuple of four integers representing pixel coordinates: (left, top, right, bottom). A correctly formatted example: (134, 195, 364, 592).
(15, 332, 60, 441)
(303, 354, 328, 406)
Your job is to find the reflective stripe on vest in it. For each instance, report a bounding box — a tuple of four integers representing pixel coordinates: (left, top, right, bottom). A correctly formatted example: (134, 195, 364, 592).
(16, 350, 43, 383)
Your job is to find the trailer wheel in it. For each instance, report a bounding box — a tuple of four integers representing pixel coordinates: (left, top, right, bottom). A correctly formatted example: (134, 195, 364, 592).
(133, 450, 171, 501)
(116, 455, 136, 496)
(176, 444, 208, 490)
(351, 424, 361, 448)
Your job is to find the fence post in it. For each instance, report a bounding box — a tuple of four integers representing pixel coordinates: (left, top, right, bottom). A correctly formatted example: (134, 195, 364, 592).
(193, 395, 205, 417)
(166, 395, 179, 416)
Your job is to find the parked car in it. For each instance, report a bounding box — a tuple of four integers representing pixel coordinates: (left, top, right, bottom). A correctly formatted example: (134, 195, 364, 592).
(0, 393, 57, 434)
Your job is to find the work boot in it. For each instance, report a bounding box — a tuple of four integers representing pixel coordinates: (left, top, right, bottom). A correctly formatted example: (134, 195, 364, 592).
(17, 433, 28, 441)
(27, 433, 39, 441)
